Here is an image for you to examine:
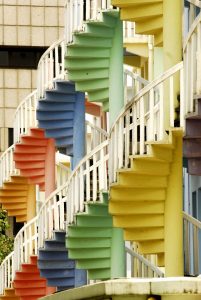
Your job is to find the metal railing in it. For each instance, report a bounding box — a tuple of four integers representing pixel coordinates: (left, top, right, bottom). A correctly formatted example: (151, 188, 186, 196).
(0, 251, 14, 295)
(86, 120, 109, 153)
(109, 62, 184, 182)
(183, 211, 201, 276)
(0, 145, 19, 187)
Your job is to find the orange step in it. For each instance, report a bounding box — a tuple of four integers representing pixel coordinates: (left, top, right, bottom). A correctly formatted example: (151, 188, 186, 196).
(14, 128, 55, 196)
(0, 176, 35, 222)
(13, 256, 55, 300)
(0, 288, 20, 300)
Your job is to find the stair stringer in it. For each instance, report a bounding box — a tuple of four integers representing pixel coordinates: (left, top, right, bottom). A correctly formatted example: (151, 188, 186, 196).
(109, 129, 183, 273)
(0, 176, 36, 223)
(13, 255, 55, 300)
(38, 230, 78, 292)
(66, 192, 125, 280)
(65, 10, 122, 112)
(13, 128, 55, 197)
(36, 80, 85, 159)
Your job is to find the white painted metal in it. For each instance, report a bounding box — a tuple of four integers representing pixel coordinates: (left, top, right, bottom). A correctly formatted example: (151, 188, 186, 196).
(13, 216, 38, 274)
(14, 90, 38, 144)
(65, 0, 112, 43)
(85, 120, 109, 153)
(37, 38, 66, 98)
(0, 145, 19, 187)
(109, 62, 184, 183)
(183, 12, 201, 119)
(183, 211, 201, 276)
(125, 246, 164, 278)
(0, 251, 14, 295)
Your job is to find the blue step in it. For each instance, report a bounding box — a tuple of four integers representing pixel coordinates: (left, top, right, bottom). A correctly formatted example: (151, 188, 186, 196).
(38, 230, 77, 292)
(36, 80, 85, 158)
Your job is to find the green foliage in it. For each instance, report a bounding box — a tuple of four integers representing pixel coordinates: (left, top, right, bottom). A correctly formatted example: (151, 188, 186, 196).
(0, 207, 14, 264)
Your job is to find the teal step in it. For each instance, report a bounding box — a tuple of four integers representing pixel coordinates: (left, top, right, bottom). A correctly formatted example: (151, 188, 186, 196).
(88, 88, 108, 102)
(88, 268, 111, 280)
(67, 47, 110, 58)
(75, 78, 109, 92)
(84, 24, 114, 38)
(86, 202, 109, 215)
(72, 36, 113, 48)
(76, 258, 111, 270)
(65, 58, 110, 70)
(68, 69, 109, 82)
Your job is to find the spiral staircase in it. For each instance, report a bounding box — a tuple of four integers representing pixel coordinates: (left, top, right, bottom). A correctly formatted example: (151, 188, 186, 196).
(1, 0, 201, 299)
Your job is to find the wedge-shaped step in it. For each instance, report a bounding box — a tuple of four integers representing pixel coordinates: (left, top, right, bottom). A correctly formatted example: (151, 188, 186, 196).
(65, 10, 121, 111)
(112, 0, 163, 45)
(110, 134, 177, 265)
(13, 256, 55, 300)
(38, 230, 77, 292)
(0, 176, 35, 222)
(66, 192, 124, 280)
(13, 128, 55, 192)
(37, 80, 85, 156)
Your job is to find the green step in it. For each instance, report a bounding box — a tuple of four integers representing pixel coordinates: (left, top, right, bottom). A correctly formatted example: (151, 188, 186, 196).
(88, 88, 108, 102)
(76, 258, 111, 270)
(68, 68, 109, 82)
(67, 47, 110, 58)
(72, 35, 113, 48)
(65, 57, 110, 70)
(76, 214, 112, 227)
(84, 24, 114, 38)
(68, 226, 112, 238)
(67, 237, 111, 249)
(85, 202, 109, 215)
(67, 247, 111, 259)
(88, 268, 111, 280)
(75, 78, 109, 92)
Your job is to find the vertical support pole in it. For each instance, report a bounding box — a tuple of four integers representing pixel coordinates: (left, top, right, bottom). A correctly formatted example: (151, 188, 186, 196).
(111, 228, 126, 278)
(164, 132, 183, 276)
(45, 138, 56, 198)
(109, 13, 124, 128)
(72, 92, 85, 170)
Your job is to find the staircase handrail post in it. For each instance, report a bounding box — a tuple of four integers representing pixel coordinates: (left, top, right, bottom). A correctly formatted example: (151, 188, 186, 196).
(0, 251, 14, 294)
(0, 145, 18, 187)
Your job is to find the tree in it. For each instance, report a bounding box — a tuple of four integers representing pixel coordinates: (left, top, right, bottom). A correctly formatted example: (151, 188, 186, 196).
(0, 207, 14, 264)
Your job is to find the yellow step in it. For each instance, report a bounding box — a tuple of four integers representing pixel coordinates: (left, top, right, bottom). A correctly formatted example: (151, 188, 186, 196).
(130, 156, 170, 175)
(135, 16, 163, 35)
(0, 197, 27, 204)
(113, 214, 164, 228)
(121, 3, 163, 22)
(7, 209, 27, 216)
(115, 173, 168, 188)
(110, 201, 164, 215)
(3, 183, 28, 190)
(0, 190, 27, 197)
(2, 203, 26, 210)
(138, 240, 164, 254)
(112, 0, 162, 7)
(110, 187, 166, 201)
(10, 176, 28, 184)
(124, 227, 164, 241)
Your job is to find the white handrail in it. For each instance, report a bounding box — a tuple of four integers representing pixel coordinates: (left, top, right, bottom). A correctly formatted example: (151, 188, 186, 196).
(13, 216, 38, 273)
(109, 62, 184, 182)
(37, 38, 66, 98)
(13, 90, 38, 144)
(0, 145, 19, 187)
(65, 0, 113, 43)
(124, 69, 149, 105)
(183, 211, 201, 276)
(86, 120, 109, 153)
(186, 0, 201, 9)
(183, 12, 201, 119)
(0, 251, 14, 295)
(125, 246, 164, 278)
(56, 162, 71, 190)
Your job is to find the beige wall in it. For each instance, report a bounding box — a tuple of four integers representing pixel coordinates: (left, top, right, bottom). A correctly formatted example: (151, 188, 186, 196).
(0, 1, 65, 152)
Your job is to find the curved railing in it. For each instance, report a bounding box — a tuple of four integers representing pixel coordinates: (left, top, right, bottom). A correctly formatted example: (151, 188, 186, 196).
(183, 10, 201, 121)
(13, 90, 38, 143)
(0, 145, 19, 187)
(109, 62, 184, 182)
(125, 246, 164, 278)
(65, 0, 113, 43)
(37, 38, 66, 99)
(0, 251, 14, 295)
(38, 140, 108, 248)
(124, 69, 149, 105)
(86, 120, 108, 153)
(183, 211, 201, 276)
(13, 216, 38, 273)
